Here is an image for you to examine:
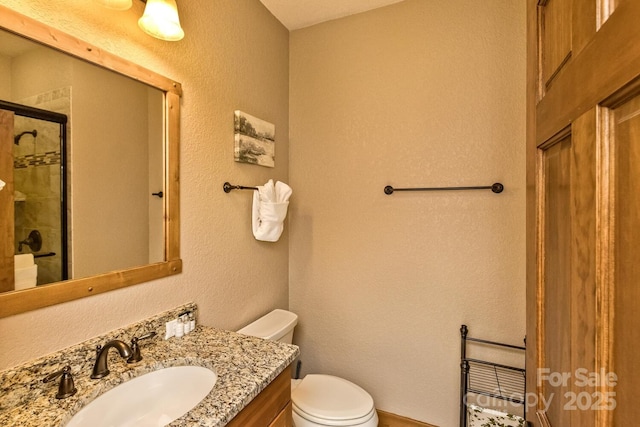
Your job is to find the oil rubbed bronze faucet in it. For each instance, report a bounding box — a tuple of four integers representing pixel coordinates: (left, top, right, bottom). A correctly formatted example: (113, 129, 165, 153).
(43, 365, 77, 399)
(126, 332, 157, 364)
(91, 340, 133, 379)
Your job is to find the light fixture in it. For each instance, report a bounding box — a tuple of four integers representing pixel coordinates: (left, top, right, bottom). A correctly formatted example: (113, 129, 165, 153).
(138, 0, 185, 41)
(95, 0, 133, 10)
(95, 0, 184, 41)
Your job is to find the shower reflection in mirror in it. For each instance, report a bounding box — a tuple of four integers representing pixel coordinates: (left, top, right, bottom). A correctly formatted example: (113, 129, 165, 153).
(4, 99, 69, 286)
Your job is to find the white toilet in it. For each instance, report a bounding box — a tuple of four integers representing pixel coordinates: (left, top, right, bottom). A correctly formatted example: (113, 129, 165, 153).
(237, 309, 379, 427)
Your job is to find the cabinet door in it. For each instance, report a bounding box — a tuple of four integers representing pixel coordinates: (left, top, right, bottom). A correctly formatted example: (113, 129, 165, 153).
(527, 0, 640, 426)
(269, 401, 293, 427)
(226, 366, 292, 427)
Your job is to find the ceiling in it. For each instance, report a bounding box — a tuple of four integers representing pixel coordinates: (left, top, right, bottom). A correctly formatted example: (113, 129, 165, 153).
(259, 0, 405, 30)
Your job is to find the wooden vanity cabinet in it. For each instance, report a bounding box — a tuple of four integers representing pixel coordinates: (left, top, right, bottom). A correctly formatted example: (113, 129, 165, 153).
(226, 365, 293, 427)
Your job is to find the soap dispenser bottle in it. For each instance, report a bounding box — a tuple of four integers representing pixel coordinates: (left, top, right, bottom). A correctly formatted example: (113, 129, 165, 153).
(189, 312, 195, 331)
(175, 317, 184, 338)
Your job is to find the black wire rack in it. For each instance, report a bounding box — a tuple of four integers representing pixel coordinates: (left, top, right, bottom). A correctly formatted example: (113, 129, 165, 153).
(460, 325, 526, 427)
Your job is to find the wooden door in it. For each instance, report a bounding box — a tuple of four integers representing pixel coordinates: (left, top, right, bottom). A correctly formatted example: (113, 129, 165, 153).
(0, 109, 14, 292)
(527, 0, 640, 426)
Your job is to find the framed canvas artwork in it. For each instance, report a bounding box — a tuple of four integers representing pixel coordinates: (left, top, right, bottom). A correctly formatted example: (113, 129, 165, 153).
(234, 110, 275, 168)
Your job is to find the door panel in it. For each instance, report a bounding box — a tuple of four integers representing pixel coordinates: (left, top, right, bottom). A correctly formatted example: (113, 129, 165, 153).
(540, 0, 573, 88)
(540, 134, 572, 427)
(528, 0, 640, 425)
(536, 111, 598, 427)
(571, 0, 596, 56)
(612, 94, 640, 425)
(568, 110, 597, 427)
(535, 0, 640, 144)
(0, 110, 14, 292)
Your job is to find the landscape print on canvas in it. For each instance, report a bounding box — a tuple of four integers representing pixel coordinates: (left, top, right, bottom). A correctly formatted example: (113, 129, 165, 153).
(234, 110, 275, 168)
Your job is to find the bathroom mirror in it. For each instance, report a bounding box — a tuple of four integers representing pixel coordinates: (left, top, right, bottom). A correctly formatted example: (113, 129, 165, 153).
(0, 6, 182, 318)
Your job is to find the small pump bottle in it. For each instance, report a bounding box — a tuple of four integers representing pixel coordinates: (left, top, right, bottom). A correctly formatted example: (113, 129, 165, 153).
(189, 312, 195, 331)
(183, 314, 191, 334)
(175, 317, 184, 338)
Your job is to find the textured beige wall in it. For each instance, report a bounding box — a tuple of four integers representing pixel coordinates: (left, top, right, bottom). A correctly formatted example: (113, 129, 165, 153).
(0, 56, 10, 98)
(289, 1, 526, 425)
(0, 0, 290, 369)
(71, 59, 150, 278)
(10, 46, 73, 100)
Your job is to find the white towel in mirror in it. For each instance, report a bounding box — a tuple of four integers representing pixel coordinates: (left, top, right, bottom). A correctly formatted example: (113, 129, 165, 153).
(14, 253, 35, 269)
(252, 179, 292, 242)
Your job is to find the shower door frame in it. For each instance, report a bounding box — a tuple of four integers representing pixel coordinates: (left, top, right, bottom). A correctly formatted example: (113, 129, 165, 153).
(1, 99, 68, 282)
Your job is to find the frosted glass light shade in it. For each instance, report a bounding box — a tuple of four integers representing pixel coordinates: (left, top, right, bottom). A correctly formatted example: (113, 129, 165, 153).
(138, 0, 185, 41)
(95, 0, 132, 10)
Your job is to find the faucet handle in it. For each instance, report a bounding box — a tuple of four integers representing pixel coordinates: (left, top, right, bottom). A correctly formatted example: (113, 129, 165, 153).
(43, 365, 77, 399)
(127, 331, 157, 364)
(138, 331, 157, 341)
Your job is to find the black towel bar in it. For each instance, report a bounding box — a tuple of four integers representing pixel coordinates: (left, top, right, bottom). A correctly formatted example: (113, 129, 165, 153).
(34, 252, 56, 259)
(384, 182, 504, 195)
(223, 182, 258, 193)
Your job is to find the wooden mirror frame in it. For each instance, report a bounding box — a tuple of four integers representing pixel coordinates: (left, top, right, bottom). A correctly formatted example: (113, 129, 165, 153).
(0, 6, 182, 318)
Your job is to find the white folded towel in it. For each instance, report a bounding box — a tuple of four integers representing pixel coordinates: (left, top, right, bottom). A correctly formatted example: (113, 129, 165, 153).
(0, 178, 5, 191)
(14, 253, 35, 269)
(252, 179, 292, 242)
(14, 190, 27, 201)
(15, 264, 38, 290)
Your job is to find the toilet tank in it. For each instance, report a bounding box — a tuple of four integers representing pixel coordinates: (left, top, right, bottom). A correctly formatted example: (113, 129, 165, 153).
(237, 309, 298, 344)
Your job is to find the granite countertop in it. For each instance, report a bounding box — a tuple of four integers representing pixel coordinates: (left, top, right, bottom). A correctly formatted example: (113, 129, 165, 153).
(0, 303, 299, 427)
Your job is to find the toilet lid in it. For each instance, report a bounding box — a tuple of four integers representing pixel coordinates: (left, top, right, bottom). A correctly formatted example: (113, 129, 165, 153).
(292, 375, 375, 423)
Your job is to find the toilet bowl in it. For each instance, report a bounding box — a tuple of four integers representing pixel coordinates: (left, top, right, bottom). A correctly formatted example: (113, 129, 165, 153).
(292, 374, 378, 427)
(237, 310, 379, 427)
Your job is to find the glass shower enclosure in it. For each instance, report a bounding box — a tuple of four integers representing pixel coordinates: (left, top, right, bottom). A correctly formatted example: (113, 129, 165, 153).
(2, 100, 68, 285)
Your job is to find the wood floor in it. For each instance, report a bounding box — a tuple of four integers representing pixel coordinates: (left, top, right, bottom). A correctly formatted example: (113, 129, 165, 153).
(377, 410, 438, 427)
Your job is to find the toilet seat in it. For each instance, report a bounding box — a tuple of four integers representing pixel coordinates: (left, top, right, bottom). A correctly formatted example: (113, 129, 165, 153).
(293, 405, 377, 427)
(292, 375, 377, 426)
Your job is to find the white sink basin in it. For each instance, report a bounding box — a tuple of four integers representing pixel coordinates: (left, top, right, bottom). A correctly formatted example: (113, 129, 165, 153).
(66, 366, 217, 427)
